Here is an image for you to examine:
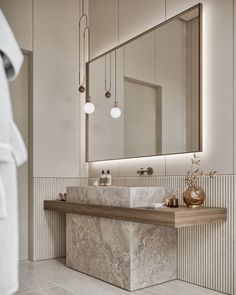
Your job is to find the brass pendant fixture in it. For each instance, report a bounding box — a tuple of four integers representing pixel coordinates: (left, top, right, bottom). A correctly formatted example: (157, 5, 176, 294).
(78, 0, 89, 93)
(78, 0, 95, 114)
(105, 53, 112, 98)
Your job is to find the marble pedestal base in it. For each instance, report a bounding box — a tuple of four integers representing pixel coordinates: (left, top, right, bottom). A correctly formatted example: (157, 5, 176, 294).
(66, 214, 176, 291)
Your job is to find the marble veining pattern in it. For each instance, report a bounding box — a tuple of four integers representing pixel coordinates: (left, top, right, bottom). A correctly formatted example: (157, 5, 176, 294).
(67, 186, 131, 207)
(130, 223, 176, 290)
(66, 186, 177, 291)
(66, 186, 176, 208)
(66, 215, 131, 290)
(66, 214, 177, 291)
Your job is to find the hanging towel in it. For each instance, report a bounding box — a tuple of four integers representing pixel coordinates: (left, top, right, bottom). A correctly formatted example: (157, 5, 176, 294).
(0, 10, 25, 220)
(0, 173, 7, 219)
(0, 122, 27, 219)
(0, 8, 26, 295)
(0, 121, 27, 219)
(10, 121, 27, 167)
(0, 10, 23, 80)
(0, 143, 12, 219)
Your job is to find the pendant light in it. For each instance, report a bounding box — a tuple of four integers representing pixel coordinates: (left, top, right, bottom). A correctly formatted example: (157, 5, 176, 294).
(110, 50, 121, 119)
(78, 0, 95, 113)
(105, 53, 112, 98)
(82, 26, 95, 114)
(110, 101, 121, 118)
(83, 96, 95, 114)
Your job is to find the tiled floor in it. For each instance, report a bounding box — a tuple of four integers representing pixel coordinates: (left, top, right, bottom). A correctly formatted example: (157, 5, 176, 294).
(16, 258, 225, 295)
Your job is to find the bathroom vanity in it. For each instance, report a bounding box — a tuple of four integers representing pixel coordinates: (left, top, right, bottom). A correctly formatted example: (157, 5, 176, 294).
(44, 186, 226, 291)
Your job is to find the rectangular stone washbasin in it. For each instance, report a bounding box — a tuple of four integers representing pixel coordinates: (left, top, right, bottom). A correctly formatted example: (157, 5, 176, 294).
(66, 186, 177, 291)
(66, 186, 175, 208)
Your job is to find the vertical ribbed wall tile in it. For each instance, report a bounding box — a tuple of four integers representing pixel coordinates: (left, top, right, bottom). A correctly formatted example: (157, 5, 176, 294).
(166, 175, 233, 294)
(32, 177, 83, 261)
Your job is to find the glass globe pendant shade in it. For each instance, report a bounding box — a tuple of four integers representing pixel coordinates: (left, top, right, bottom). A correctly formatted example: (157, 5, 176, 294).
(110, 101, 121, 118)
(83, 97, 95, 114)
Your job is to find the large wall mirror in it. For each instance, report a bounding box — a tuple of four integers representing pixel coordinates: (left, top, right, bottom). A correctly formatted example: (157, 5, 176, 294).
(86, 4, 201, 162)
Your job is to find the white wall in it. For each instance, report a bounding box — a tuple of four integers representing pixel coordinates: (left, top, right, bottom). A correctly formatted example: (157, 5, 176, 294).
(0, 0, 33, 51)
(0, 0, 83, 178)
(88, 0, 234, 179)
(33, 0, 81, 177)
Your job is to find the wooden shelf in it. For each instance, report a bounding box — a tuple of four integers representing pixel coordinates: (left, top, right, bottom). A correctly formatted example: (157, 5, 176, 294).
(44, 200, 227, 228)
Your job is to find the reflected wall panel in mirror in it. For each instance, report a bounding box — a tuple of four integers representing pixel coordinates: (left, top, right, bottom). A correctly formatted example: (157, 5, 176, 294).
(86, 4, 201, 162)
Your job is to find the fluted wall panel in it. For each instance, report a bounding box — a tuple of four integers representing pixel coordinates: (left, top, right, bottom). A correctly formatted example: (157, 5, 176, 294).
(31, 177, 88, 261)
(169, 175, 234, 295)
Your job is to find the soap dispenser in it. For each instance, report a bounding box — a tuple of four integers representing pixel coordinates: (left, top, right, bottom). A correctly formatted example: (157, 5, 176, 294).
(105, 170, 112, 186)
(100, 170, 106, 186)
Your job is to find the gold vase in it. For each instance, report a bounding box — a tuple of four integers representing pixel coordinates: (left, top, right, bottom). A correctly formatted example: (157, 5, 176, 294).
(182, 184, 205, 208)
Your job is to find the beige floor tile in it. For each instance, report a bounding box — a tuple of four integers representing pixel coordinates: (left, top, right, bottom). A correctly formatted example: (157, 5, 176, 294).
(21, 258, 88, 285)
(16, 272, 56, 294)
(18, 260, 226, 295)
(19, 258, 63, 272)
(60, 279, 127, 295)
(144, 280, 222, 295)
(61, 270, 151, 295)
(23, 286, 74, 295)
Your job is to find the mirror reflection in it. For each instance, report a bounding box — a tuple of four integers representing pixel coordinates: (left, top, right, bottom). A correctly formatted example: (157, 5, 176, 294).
(87, 5, 201, 162)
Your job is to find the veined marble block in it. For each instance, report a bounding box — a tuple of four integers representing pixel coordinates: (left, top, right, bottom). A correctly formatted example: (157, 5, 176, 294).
(66, 186, 176, 208)
(66, 186, 177, 291)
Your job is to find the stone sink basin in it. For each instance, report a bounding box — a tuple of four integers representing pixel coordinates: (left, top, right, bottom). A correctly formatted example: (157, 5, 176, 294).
(66, 185, 177, 291)
(66, 186, 175, 208)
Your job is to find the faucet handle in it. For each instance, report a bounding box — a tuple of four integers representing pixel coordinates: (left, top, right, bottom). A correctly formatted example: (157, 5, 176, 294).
(146, 167, 153, 175)
(137, 167, 153, 176)
(137, 168, 145, 175)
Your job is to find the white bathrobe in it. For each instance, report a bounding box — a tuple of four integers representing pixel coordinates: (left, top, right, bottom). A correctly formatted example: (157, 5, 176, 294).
(0, 10, 27, 295)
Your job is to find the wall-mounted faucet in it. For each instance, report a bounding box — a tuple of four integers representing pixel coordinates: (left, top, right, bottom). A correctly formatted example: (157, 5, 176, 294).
(137, 167, 153, 176)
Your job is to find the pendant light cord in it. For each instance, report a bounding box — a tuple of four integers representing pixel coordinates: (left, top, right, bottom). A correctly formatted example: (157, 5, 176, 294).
(117, 0, 120, 45)
(115, 50, 117, 104)
(79, 0, 90, 86)
(165, 0, 167, 20)
(105, 54, 111, 92)
(155, 30, 157, 85)
(78, 19, 84, 86)
(82, 0, 84, 15)
(83, 26, 90, 61)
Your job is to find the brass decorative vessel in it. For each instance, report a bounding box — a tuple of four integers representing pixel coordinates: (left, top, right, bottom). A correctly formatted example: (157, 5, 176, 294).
(183, 153, 216, 208)
(183, 184, 205, 208)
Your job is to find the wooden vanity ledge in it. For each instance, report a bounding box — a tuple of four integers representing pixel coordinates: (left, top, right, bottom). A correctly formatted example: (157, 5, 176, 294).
(44, 200, 226, 228)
